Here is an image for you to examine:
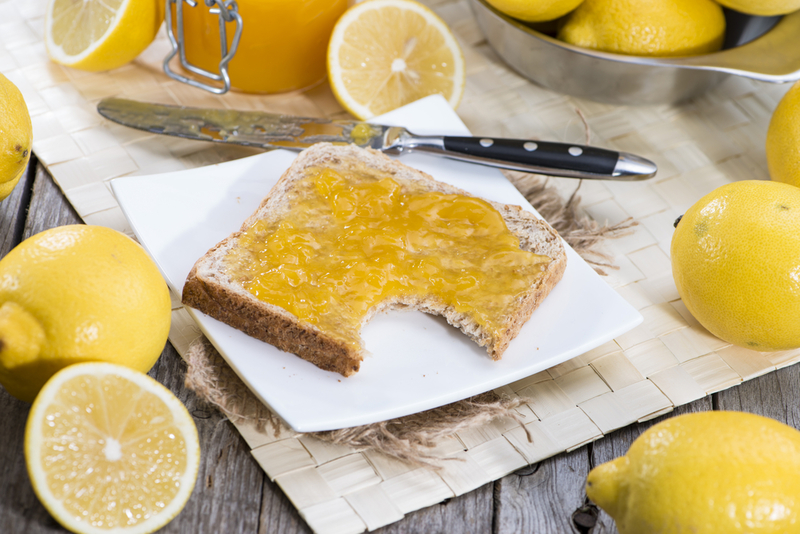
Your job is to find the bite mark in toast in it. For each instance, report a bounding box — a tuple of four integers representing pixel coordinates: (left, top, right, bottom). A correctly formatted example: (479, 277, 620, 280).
(182, 144, 567, 376)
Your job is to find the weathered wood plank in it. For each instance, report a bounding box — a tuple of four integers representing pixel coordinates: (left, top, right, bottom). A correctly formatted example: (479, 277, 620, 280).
(21, 163, 81, 240)
(0, 163, 269, 534)
(258, 477, 314, 534)
(0, 160, 78, 534)
(376, 483, 494, 534)
(257, 480, 495, 534)
(149, 345, 267, 534)
(716, 364, 800, 428)
(0, 385, 65, 534)
(0, 158, 35, 256)
(494, 448, 590, 534)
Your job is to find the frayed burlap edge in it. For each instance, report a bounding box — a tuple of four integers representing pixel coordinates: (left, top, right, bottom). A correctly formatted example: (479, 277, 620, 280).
(182, 178, 636, 467)
(184, 336, 532, 468)
(504, 173, 637, 275)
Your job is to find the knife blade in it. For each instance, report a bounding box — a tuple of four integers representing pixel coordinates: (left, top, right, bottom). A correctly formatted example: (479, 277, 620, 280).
(97, 98, 656, 181)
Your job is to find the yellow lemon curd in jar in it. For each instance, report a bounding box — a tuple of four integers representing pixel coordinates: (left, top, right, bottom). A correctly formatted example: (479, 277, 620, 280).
(225, 167, 551, 351)
(178, 0, 348, 94)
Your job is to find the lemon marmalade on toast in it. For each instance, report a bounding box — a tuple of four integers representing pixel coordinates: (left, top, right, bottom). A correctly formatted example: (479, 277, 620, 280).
(223, 165, 551, 352)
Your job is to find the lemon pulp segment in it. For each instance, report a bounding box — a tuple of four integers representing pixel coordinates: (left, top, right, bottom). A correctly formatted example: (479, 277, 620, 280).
(46, 0, 163, 71)
(328, 0, 465, 120)
(225, 168, 550, 351)
(26, 364, 199, 534)
(49, 0, 124, 57)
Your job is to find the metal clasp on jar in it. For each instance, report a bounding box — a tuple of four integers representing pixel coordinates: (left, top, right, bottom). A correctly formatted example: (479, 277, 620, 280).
(163, 0, 243, 94)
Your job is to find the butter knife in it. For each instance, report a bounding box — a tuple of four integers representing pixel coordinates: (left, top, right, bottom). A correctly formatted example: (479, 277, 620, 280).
(97, 98, 657, 181)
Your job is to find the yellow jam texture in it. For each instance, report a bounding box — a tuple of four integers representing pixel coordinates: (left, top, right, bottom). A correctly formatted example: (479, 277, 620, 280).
(225, 167, 551, 350)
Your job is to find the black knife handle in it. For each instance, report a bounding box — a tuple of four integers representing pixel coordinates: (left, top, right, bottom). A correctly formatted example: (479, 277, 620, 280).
(442, 136, 619, 175)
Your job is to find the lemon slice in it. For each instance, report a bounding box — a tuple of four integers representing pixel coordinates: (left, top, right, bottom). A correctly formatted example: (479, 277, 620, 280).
(25, 362, 200, 534)
(45, 0, 163, 72)
(327, 0, 465, 120)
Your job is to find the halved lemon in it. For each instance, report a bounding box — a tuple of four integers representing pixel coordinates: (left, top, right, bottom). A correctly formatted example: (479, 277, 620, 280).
(45, 0, 164, 72)
(327, 0, 465, 120)
(25, 362, 200, 534)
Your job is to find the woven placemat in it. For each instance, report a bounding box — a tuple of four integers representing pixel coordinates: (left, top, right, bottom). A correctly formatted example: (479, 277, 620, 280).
(3, 0, 798, 532)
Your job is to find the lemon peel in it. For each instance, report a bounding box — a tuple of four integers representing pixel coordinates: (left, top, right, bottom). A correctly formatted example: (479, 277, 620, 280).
(485, 0, 584, 22)
(714, 0, 800, 16)
(0, 225, 171, 403)
(671, 180, 800, 351)
(588, 411, 800, 534)
(767, 81, 800, 188)
(0, 302, 46, 369)
(557, 0, 725, 57)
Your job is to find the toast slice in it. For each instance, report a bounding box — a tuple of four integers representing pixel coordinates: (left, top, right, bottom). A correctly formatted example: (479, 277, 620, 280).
(182, 143, 567, 377)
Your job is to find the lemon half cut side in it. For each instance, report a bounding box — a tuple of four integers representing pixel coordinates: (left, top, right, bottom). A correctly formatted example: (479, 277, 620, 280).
(25, 362, 200, 534)
(45, 0, 163, 72)
(327, 0, 465, 120)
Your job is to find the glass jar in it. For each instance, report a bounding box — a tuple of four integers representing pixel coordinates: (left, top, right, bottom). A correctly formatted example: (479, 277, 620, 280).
(166, 0, 348, 94)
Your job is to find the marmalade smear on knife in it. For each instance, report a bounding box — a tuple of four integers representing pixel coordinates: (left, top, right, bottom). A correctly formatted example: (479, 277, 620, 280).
(225, 166, 551, 351)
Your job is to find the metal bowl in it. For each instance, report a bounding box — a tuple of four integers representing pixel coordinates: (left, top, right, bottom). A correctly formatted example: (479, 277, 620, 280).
(469, 0, 800, 105)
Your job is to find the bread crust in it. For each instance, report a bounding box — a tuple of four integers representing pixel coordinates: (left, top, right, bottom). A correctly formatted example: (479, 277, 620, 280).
(182, 143, 567, 376)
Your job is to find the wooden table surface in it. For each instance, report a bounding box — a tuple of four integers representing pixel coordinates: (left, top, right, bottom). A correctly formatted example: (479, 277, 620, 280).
(2, 157, 799, 534)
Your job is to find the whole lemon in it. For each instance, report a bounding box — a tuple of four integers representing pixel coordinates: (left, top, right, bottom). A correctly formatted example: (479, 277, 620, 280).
(485, 0, 585, 22)
(0, 72, 32, 201)
(671, 180, 800, 351)
(557, 0, 725, 57)
(587, 411, 800, 534)
(767, 81, 800, 188)
(0, 225, 171, 403)
(714, 0, 800, 15)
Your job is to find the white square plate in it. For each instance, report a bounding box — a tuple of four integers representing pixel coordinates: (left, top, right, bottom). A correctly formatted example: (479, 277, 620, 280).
(111, 95, 642, 432)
